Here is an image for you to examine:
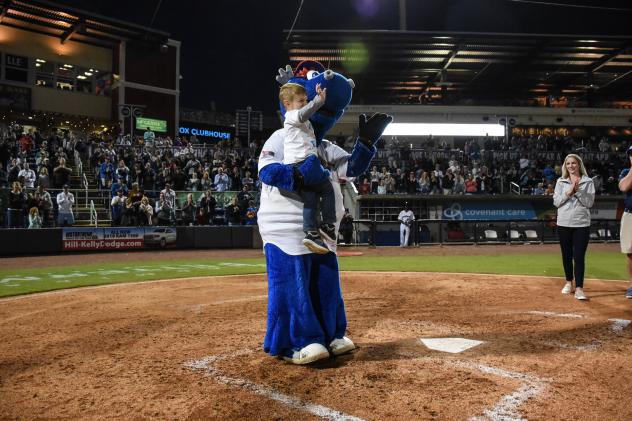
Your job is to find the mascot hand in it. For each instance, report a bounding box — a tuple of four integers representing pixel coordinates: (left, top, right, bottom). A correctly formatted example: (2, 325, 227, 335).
(276, 65, 294, 85)
(358, 113, 393, 148)
(296, 155, 330, 189)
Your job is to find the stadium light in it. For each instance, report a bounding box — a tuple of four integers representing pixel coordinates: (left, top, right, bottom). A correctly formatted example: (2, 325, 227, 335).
(382, 123, 505, 137)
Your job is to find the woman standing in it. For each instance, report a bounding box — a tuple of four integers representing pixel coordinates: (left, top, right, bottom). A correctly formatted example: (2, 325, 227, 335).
(553, 154, 595, 300)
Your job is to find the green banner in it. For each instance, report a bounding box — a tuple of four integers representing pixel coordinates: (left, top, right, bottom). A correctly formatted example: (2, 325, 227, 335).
(136, 117, 167, 133)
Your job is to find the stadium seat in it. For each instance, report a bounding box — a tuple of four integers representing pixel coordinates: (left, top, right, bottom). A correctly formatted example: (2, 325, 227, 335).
(524, 230, 538, 241)
(509, 230, 520, 240)
(597, 229, 611, 239)
(484, 229, 498, 240)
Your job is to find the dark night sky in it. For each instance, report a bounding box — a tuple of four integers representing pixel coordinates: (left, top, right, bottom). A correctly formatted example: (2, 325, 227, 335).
(52, 0, 632, 115)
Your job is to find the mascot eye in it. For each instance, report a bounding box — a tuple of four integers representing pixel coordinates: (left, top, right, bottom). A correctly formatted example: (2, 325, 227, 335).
(306, 70, 320, 80)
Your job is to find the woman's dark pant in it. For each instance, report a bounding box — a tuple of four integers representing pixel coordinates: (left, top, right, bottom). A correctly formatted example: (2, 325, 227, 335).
(557, 226, 590, 288)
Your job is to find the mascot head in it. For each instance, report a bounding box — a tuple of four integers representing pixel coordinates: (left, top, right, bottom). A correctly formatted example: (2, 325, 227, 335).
(277, 60, 355, 143)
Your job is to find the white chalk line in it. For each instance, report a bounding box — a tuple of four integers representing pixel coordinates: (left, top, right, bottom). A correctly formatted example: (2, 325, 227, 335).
(451, 360, 547, 421)
(526, 310, 586, 319)
(185, 349, 365, 421)
(608, 318, 631, 334)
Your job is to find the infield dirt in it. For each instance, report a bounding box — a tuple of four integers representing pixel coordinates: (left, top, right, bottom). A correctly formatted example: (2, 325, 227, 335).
(1, 261, 631, 420)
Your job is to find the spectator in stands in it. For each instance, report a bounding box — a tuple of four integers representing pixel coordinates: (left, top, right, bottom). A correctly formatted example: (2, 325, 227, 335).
(139, 195, 154, 226)
(370, 166, 380, 193)
(155, 192, 173, 225)
(417, 171, 429, 194)
(532, 182, 545, 195)
(429, 173, 441, 194)
(142, 162, 155, 191)
(37, 167, 50, 189)
(237, 185, 253, 216)
(56, 185, 75, 227)
(230, 166, 242, 191)
(8, 159, 20, 185)
(110, 189, 126, 226)
(110, 176, 128, 198)
(7, 181, 26, 228)
(244, 200, 258, 225)
(99, 157, 114, 188)
(34, 185, 53, 227)
(28, 206, 42, 229)
(18, 163, 36, 188)
(442, 169, 454, 195)
(214, 167, 230, 192)
(200, 171, 212, 191)
(188, 171, 200, 191)
(465, 174, 478, 194)
(160, 182, 177, 210)
(199, 190, 216, 225)
(225, 196, 242, 226)
(125, 183, 143, 226)
(181, 193, 196, 225)
(52, 158, 72, 188)
(172, 167, 187, 190)
(554, 154, 595, 301)
(453, 172, 465, 195)
(358, 177, 370, 195)
(143, 127, 155, 147)
(377, 179, 387, 194)
(241, 171, 254, 191)
(115, 159, 129, 185)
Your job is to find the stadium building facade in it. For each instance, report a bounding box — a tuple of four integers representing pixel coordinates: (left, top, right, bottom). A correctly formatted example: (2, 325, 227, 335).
(0, 0, 180, 136)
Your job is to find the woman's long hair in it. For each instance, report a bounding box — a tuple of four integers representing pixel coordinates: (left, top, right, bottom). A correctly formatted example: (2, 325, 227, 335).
(561, 154, 588, 179)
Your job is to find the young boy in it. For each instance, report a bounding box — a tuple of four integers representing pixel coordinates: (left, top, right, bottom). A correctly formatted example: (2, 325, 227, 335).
(280, 82, 336, 254)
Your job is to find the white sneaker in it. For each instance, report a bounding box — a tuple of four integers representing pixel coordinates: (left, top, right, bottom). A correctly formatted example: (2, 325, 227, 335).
(329, 336, 355, 356)
(283, 343, 329, 365)
(574, 288, 588, 301)
(561, 283, 573, 294)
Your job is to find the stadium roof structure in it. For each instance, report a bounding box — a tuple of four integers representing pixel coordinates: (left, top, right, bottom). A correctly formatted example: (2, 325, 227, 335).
(0, 0, 169, 48)
(284, 30, 632, 107)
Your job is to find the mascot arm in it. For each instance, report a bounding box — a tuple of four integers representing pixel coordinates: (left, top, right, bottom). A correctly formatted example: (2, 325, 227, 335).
(259, 156, 330, 191)
(346, 138, 376, 178)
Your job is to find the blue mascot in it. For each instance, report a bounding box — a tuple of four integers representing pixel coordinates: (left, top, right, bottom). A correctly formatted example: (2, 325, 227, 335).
(257, 61, 392, 364)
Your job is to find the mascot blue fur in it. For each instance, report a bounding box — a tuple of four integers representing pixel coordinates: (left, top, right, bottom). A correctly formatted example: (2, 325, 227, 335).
(257, 60, 392, 364)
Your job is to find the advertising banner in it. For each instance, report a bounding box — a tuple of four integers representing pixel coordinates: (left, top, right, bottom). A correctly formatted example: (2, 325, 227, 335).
(442, 201, 536, 221)
(63, 227, 175, 251)
(136, 117, 167, 133)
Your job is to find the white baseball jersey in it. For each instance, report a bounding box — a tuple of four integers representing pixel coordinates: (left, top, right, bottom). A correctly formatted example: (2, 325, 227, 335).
(282, 96, 324, 164)
(258, 129, 351, 255)
(398, 209, 415, 225)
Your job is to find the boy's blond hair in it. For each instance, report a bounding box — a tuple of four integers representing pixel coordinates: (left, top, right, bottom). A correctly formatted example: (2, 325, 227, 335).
(279, 83, 306, 104)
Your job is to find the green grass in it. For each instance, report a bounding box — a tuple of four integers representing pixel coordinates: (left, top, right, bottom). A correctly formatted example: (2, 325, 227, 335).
(0, 252, 626, 298)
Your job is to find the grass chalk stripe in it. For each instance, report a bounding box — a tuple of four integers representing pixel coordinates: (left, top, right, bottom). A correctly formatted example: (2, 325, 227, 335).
(185, 350, 366, 421)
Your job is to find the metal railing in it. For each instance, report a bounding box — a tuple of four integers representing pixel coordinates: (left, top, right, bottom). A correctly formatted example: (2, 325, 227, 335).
(89, 200, 98, 227)
(82, 173, 89, 207)
(510, 182, 521, 195)
(344, 219, 620, 247)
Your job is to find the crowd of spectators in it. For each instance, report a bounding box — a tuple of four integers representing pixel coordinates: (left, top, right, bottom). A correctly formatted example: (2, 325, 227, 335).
(354, 134, 629, 197)
(2, 121, 631, 229)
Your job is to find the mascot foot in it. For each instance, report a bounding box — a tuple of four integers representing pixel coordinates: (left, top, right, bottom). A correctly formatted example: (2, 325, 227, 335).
(283, 343, 330, 365)
(329, 336, 355, 356)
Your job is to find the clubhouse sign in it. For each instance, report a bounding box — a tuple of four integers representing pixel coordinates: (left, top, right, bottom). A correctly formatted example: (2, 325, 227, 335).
(178, 121, 234, 141)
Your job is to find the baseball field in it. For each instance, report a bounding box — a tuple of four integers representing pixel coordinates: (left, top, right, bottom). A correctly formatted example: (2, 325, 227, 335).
(1, 243, 631, 420)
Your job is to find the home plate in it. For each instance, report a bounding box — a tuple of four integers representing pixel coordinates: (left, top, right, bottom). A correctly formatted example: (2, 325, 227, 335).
(420, 337, 485, 354)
